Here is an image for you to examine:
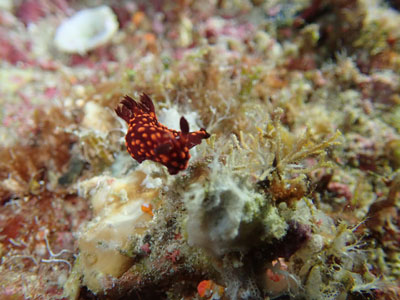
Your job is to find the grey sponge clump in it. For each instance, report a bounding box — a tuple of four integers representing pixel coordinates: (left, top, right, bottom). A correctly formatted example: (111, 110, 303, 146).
(184, 170, 287, 256)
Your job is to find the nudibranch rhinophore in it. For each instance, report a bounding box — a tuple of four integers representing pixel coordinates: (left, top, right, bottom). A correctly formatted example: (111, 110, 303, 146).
(115, 93, 210, 175)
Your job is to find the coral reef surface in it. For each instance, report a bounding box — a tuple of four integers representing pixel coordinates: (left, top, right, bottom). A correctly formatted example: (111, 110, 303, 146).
(0, 0, 399, 299)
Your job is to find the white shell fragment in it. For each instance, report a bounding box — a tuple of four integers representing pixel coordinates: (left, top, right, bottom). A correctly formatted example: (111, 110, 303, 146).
(0, 0, 13, 11)
(54, 5, 118, 54)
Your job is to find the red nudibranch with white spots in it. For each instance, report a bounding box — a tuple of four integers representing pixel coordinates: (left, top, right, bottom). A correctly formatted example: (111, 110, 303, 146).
(115, 93, 210, 175)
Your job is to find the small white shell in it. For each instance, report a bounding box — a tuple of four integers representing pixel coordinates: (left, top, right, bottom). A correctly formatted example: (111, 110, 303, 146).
(54, 6, 118, 54)
(0, 0, 13, 11)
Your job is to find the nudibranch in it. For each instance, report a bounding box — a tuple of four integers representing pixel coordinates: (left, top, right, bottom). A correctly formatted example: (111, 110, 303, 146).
(115, 93, 210, 175)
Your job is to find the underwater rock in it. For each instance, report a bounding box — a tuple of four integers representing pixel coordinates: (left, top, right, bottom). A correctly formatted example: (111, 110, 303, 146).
(64, 171, 159, 295)
(184, 169, 288, 256)
(54, 6, 118, 54)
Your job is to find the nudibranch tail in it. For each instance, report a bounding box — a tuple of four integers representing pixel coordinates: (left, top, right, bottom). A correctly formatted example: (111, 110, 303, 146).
(115, 93, 210, 175)
(187, 129, 210, 149)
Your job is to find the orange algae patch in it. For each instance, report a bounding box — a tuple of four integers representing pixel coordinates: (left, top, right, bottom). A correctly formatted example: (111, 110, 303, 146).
(132, 11, 145, 26)
(197, 280, 224, 298)
(197, 280, 212, 297)
(266, 258, 287, 282)
(144, 33, 156, 43)
(141, 203, 154, 216)
(266, 268, 284, 282)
